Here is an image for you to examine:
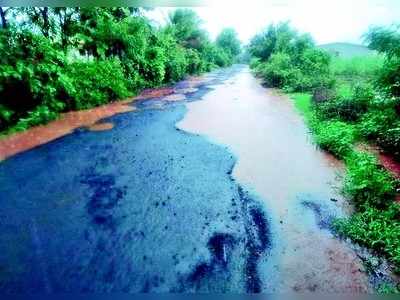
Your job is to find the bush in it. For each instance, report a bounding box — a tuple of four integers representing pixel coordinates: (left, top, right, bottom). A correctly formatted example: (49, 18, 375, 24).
(357, 92, 400, 159)
(142, 46, 166, 86)
(60, 59, 130, 110)
(164, 44, 188, 82)
(0, 9, 237, 134)
(258, 52, 294, 88)
(343, 151, 396, 208)
(13, 105, 58, 131)
(185, 48, 203, 74)
(249, 23, 333, 92)
(311, 119, 357, 158)
(312, 87, 336, 104)
(334, 203, 400, 269)
(0, 30, 66, 129)
(316, 83, 373, 122)
(377, 57, 400, 97)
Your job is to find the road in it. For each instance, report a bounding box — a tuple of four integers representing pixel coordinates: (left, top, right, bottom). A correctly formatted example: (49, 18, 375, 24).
(0, 65, 372, 292)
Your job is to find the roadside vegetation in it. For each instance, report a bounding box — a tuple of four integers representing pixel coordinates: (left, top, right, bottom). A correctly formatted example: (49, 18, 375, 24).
(0, 7, 241, 134)
(250, 23, 400, 276)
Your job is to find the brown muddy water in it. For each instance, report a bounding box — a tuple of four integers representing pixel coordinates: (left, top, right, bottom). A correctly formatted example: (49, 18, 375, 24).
(177, 66, 372, 292)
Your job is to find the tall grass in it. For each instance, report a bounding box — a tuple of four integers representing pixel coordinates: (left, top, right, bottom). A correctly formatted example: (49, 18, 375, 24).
(331, 55, 385, 81)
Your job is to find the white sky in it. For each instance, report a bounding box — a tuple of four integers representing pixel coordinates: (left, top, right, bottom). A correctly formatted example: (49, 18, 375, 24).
(145, 0, 400, 45)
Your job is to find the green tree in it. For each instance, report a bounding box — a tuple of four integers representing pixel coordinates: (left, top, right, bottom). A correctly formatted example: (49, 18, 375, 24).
(365, 24, 400, 97)
(216, 28, 241, 58)
(169, 9, 208, 51)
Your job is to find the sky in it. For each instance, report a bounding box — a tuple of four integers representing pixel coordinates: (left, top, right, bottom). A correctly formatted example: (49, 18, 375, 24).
(145, 0, 400, 45)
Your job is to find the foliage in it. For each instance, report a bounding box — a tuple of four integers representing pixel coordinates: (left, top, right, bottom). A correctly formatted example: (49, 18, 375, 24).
(343, 151, 396, 208)
(13, 105, 58, 131)
(216, 28, 241, 61)
(316, 83, 374, 122)
(334, 203, 400, 270)
(365, 24, 400, 97)
(249, 22, 333, 92)
(60, 59, 130, 110)
(0, 8, 241, 134)
(280, 24, 400, 275)
(376, 283, 400, 294)
(311, 119, 357, 158)
(0, 29, 66, 131)
(289, 93, 313, 119)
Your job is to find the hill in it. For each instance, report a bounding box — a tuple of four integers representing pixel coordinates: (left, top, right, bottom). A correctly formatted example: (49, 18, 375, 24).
(319, 43, 375, 58)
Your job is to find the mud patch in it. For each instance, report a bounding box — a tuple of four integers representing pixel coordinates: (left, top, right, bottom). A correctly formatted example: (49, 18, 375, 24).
(0, 101, 136, 161)
(135, 87, 175, 100)
(87, 122, 114, 131)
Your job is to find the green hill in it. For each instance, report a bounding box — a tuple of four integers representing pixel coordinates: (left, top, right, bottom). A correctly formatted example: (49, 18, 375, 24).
(319, 43, 375, 58)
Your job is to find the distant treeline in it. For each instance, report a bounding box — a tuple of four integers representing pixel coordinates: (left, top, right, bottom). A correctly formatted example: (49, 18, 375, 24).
(0, 7, 241, 133)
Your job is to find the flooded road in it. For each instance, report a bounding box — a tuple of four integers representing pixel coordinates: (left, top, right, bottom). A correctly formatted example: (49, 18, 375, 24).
(178, 66, 370, 292)
(0, 65, 371, 292)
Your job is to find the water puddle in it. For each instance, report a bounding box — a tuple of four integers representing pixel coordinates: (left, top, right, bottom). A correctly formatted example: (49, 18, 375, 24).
(177, 66, 372, 292)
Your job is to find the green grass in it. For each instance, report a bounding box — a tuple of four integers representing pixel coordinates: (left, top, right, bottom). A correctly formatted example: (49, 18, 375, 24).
(331, 55, 385, 83)
(289, 93, 313, 119)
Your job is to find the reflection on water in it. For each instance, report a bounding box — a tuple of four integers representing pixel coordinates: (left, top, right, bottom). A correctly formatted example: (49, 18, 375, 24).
(177, 66, 371, 292)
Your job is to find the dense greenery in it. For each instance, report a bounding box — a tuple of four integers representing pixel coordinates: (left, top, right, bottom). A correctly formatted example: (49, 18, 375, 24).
(249, 22, 333, 92)
(0, 7, 241, 133)
(276, 23, 400, 275)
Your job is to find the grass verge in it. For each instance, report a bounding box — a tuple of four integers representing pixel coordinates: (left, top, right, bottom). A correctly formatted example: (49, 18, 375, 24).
(289, 92, 400, 277)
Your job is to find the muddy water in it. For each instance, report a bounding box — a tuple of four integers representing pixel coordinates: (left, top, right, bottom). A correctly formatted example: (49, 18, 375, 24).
(177, 66, 372, 292)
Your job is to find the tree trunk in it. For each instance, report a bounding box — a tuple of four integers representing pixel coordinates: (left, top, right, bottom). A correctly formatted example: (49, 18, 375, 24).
(41, 7, 49, 37)
(0, 7, 7, 29)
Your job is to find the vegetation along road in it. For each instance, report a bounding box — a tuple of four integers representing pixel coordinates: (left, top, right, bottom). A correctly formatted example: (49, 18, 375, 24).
(0, 65, 373, 292)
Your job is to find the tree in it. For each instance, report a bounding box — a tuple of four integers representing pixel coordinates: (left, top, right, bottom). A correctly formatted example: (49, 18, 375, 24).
(248, 22, 332, 92)
(0, 7, 9, 29)
(53, 7, 80, 48)
(168, 9, 208, 51)
(364, 24, 400, 58)
(364, 24, 400, 97)
(216, 28, 241, 57)
(249, 22, 297, 62)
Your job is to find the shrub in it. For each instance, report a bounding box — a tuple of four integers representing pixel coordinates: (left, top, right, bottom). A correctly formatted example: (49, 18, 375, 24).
(377, 57, 400, 97)
(185, 48, 203, 74)
(60, 59, 130, 110)
(316, 83, 374, 122)
(377, 126, 400, 160)
(334, 203, 400, 270)
(142, 46, 167, 86)
(258, 52, 294, 88)
(249, 23, 333, 93)
(0, 30, 66, 128)
(0, 104, 14, 131)
(343, 151, 396, 208)
(312, 87, 336, 104)
(13, 105, 58, 132)
(311, 119, 357, 158)
(164, 44, 188, 82)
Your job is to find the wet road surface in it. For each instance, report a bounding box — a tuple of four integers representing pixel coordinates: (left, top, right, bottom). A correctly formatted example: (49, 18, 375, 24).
(0, 65, 371, 292)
